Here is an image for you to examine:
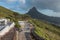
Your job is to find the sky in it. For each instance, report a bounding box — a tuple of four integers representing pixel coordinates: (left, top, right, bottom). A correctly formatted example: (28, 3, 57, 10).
(0, 0, 60, 17)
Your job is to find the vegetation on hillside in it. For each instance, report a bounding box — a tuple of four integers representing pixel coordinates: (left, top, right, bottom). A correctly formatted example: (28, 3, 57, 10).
(0, 6, 31, 28)
(29, 19, 60, 40)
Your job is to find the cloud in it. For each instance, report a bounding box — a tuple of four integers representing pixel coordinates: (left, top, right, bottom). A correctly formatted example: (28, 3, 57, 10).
(6, 0, 26, 4)
(29, 0, 60, 12)
(6, 0, 17, 2)
(40, 9, 60, 17)
(19, 0, 26, 4)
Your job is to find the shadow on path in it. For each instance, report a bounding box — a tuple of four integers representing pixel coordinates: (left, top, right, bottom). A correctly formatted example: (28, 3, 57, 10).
(25, 32, 31, 40)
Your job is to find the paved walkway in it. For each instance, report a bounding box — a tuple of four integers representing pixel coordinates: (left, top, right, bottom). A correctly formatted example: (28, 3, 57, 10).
(18, 31, 26, 40)
(18, 21, 33, 40)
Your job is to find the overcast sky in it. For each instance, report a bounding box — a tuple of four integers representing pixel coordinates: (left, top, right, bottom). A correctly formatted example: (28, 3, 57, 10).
(0, 0, 60, 17)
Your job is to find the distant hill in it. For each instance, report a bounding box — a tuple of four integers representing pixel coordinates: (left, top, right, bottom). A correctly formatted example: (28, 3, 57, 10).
(26, 7, 60, 26)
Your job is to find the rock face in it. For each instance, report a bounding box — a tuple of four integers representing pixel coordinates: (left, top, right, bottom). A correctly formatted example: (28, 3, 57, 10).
(0, 27, 16, 40)
(26, 7, 60, 26)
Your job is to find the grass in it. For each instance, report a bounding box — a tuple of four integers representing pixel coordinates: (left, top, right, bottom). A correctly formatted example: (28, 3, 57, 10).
(29, 19, 60, 40)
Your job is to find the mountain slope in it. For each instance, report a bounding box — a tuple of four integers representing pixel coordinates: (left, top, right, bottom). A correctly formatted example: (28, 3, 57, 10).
(0, 6, 14, 18)
(26, 7, 60, 26)
(29, 19, 60, 40)
(0, 6, 31, 21)
(0, 6, 21, 20)
(27, 7, 48, 19)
